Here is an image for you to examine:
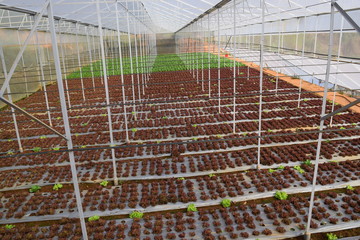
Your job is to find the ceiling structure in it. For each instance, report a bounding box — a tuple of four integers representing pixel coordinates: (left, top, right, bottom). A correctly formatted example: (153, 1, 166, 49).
(0, 0, 358, 33)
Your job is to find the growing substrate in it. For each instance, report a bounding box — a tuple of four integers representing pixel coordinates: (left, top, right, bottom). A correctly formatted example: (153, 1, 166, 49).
(0, 54, 359, 239)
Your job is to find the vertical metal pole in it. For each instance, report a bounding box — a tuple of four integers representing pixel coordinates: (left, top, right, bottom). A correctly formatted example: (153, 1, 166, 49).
(256, 0, 265, 170)
(35, 30, 53, 126)
(297, 3, 307, 108)
(217, 9, 221, 113)
(96, 0, 119, 185)
(45, 38, 54, 84)
(313, 15, 319, 58)
(275, 17, 282, 95)
(75, 22, 86, 101)
(97, 29, 104, 85)
(208, 15, 211, 97)
(196, 24, 199, 84)
(232, 0, 237, 134)
(139, 25, 145, 95)
(115, 2, 130, 143)
(110, 31, 115, 76)
(47, 1, 88, 239)
(58, 23, 71, 109)
(134, 20, 141, 102)
(201, 19, 204, 91)
(126, 0, 137, 115)
(305, 1, 335, 239)
(86, 27, 96, 90)
(330, 17, 344, 127)
(0, 46, 23, 152)
(16, 31, 29, 97)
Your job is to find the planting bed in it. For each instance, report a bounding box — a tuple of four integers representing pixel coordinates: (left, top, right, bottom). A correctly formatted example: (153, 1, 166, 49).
(1, 53, 359, 239)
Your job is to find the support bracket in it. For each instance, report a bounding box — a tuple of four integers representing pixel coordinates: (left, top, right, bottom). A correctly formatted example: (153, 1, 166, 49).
(333, 2, 360, 34)
(0, 97, 67, 140)
(321, 98, 360, 121)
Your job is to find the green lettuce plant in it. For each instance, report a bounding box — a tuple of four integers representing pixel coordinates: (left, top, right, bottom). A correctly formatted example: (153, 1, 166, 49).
(53, 183, 63, 191)
(100, 180, 109, 187)
(326, 233, 338, 240)
(129, 211, 144, 219)
(5, 224, 15, 230)
(294, 165, 305, 174)
(221, 199, 231, 208)
(88, 215, 100, 222)
(274, 191, 288, 200)
(29, 185, 41, 193)
(187, 204, 197, 212)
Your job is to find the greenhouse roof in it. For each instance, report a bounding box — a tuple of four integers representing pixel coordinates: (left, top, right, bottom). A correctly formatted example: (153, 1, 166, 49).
(0, 0, 359, 33)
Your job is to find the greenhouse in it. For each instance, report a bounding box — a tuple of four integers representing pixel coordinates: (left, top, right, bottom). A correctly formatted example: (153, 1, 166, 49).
(0, 0, 359, 239)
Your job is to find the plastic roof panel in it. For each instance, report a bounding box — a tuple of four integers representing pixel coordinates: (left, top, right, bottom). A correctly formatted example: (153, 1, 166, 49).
(142, 0, 222, 32)
(0, 0, 157, 33)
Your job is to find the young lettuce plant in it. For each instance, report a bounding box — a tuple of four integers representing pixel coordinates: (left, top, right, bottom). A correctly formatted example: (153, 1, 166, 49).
(294, 165, 305, 174)
(326, 233, 338, 240)
(274, 191, 288, 200)
(5, 224, 15, 230)
(32, 147, 41, 152)
(88, 215, 100, 222)
(303, 160, 312, 166)
(53, 183, 63, 191)
(29, 185, 41, 193)
(129, 211, 144, 219)
(221, 199, 231, 208)
(100, 180, 109, 187)
(277, 165, 285, 170)
(187, 204, 198, 212)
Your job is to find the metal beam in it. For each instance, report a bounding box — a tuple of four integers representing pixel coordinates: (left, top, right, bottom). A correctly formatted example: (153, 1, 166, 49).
(321, 98, 360, 121)
(0, 97, 67, 140)
(47, 0, 88, 239)
(333, 2, 360, 34)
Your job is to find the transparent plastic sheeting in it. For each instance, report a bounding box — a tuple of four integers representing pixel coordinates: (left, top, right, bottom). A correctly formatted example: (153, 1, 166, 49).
(226, 47, 360, 91)
(0, 0, 155, 33)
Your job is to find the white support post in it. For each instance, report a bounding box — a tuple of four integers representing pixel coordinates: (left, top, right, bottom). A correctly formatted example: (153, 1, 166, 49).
(85, 27, 96, 90)
(232, 0, 237, 134)
(35, 30, 53, 126)
(330, 17, 345, 127)
(297, 3, 308, 108)
(313, 16, 319, 58)
(208, 15, 211, 97)
(126, 0, 137, 116)
(195, 25, 199, 84)
(305, 1, 335, 239)
(257, 0, 265, 170)
(58, 23, 72, 109)
(134, 21, 141, 103)
(0, 46, 23, 152)
(201, 19, 204, 92)
(75, 22, 86, 101)
(96, 0, 119, 185)
(16, 31, 29, 97)
(115, 2, 130, 143)
(47, 1, 88, 239)
(276, 18, 282, 95)
(217, 9, 221, 113)
(139, 26, 145, 95)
